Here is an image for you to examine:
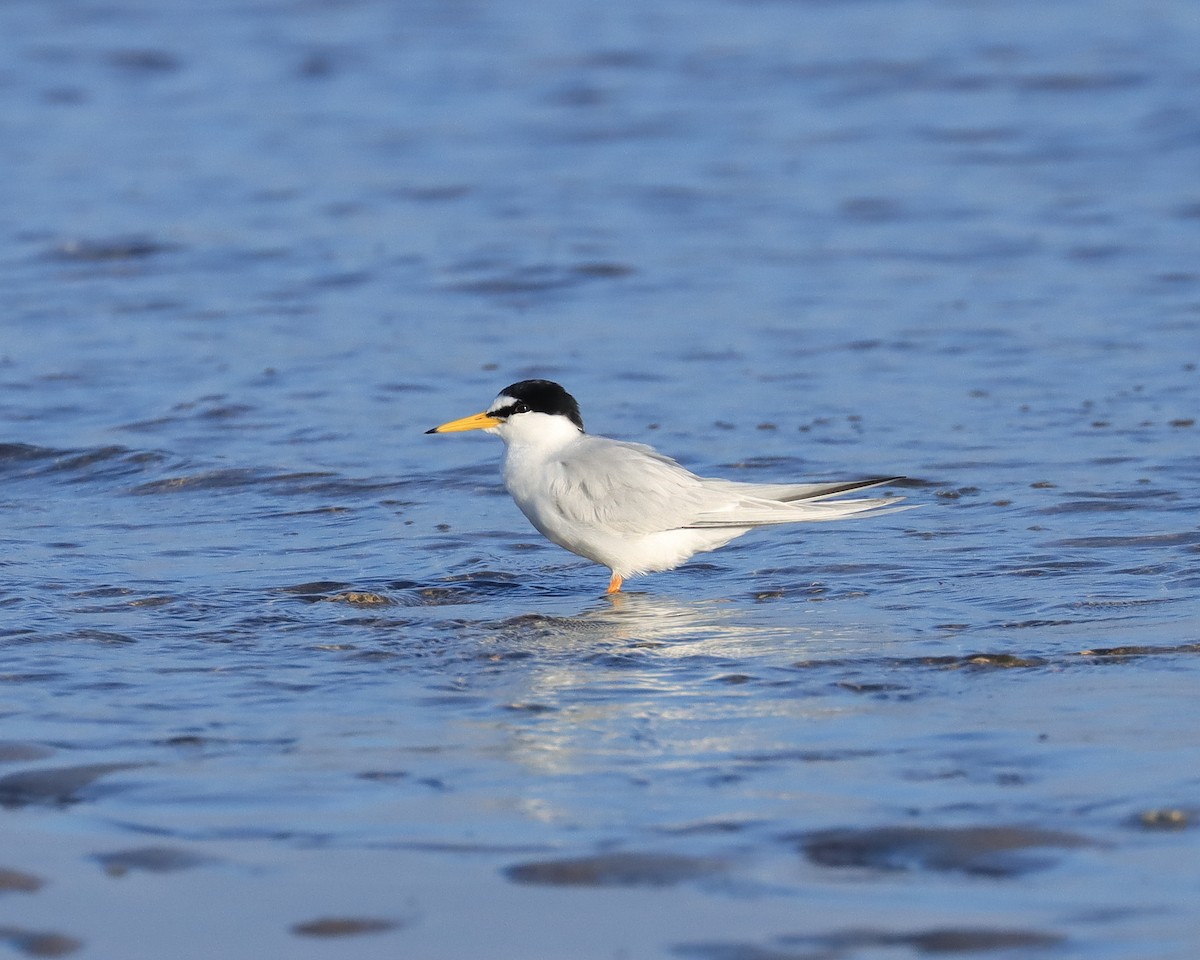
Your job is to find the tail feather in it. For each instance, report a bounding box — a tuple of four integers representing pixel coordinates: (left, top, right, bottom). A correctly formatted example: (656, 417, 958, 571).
(685, 477, 911, 529)
(737, 476, 906, 503)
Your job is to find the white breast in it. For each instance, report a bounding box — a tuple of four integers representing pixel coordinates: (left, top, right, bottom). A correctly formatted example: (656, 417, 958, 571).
(499, 429, 748, 576)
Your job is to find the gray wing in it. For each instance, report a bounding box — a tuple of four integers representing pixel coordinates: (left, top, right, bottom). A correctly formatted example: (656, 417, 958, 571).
(547, 437, 716, 535)
(549, 437, 906, 533)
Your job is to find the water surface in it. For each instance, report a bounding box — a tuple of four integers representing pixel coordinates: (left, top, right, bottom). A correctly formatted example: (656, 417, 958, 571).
(2, 0, 1199, 956)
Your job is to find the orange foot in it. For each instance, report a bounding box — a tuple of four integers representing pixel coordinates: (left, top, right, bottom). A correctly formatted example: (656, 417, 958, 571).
(606, 573, 623, 594)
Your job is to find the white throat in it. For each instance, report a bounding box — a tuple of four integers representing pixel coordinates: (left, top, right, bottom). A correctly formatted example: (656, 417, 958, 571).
(494, 412, 584, 453)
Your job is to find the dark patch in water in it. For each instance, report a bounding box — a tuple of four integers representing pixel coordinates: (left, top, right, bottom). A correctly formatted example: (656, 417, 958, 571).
(657, 819, 762, 837)
(94, 846, 214, 876)
(406, 578, 524, 605)
(0, 764, 142, 809)
(107, 49, 181, 72)
(130, 468, 339, 495)
(675, 926, 1065, 958)
(66, 629, 137, 645)
(792, 652, 1047, 673)
(957, 652, 1047, 668)
(0, 869, 43, 893)
(291, 917, 398, 938)
(836, 680, 910, 694)
(735, 749, 879, 765)
(840, 196, 906, 222)
(392, 184, 472, 202)
(1079, 643, 1200, 660)
(357, 770, 410, 782)
(280, 581, 353, 599)
(1055, 532, 1200, 549)
(1017, 70, 1147, 92)
(797, 825, 1091, 877)
(505, 852, 725, 888)
(447, 261, 633, 296)
(502, 701, 557, 713)
(47, 236, 179, 261)
(309, 270, 373, 289)
(0, 743, 55, 764)
(0, 927, 82, 957)
(321, 592, 393, 606)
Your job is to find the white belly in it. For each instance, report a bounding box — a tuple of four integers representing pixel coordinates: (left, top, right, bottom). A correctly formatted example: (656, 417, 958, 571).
(503, 454, 743, 574)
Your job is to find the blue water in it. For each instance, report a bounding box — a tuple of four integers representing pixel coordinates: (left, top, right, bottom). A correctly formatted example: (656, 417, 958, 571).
(2, 0, 1199, 956)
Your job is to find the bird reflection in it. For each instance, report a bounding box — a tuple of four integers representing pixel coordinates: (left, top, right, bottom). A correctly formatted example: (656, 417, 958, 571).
(489, 591, 768, 654)
(474, 593, 835, 783)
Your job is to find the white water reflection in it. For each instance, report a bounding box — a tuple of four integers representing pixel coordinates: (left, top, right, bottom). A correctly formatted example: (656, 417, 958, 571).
(466, 595, 867, 786)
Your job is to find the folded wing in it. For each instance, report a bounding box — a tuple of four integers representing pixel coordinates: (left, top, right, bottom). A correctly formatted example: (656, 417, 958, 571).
(549, 438, 907, 534)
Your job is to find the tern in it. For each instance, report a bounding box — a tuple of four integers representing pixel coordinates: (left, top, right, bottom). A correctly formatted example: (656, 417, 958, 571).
(426, 379, 906, 594)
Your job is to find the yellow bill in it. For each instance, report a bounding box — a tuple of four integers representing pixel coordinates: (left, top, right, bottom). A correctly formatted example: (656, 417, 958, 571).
(425, 411, 503, 434)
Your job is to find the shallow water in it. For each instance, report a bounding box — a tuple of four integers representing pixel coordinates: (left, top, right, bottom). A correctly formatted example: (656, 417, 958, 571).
(2, 0, 1200, 956)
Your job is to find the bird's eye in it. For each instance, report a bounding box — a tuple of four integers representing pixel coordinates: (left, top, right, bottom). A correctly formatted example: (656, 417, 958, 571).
(512, 402, 530, 415)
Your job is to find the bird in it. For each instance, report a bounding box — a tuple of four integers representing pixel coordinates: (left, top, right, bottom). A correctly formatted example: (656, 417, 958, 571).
(426, 379, 907, 594)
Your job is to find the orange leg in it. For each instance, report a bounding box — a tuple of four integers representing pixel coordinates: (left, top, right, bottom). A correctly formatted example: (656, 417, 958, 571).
(606, 573, 623, 594)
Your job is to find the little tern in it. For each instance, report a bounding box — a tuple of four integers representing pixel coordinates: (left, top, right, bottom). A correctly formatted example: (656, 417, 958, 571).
(427, 379, 906, 594)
